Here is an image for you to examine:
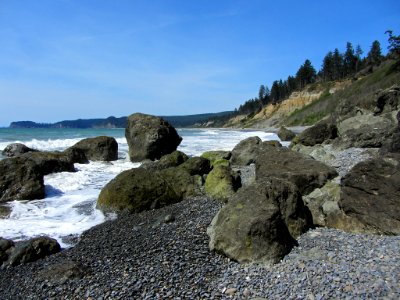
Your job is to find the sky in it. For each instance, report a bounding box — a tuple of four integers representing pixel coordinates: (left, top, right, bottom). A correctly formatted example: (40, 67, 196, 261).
(0, 0, 399, 126)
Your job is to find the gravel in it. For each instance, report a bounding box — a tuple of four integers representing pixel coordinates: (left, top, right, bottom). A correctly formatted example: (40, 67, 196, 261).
(0, 195, 399, 299)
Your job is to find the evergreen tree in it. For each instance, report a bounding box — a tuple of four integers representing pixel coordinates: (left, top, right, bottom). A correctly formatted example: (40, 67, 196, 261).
(296, 59, 316, 88)
(385, 30, 400, 57)
(321, 51, 334, 81)
(287, 75, 297, 95)
(366, 40, 383, 65)
(355, 44, 364, 73)
(270, 80, 280, 103)
(262, 86, 271, 105)
(258, 85, 266, 103)
(343, 42, 357, 76)
(332, 48, 344, 80)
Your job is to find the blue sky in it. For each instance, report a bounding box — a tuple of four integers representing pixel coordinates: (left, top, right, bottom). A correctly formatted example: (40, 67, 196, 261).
(0, 0, 399, 126)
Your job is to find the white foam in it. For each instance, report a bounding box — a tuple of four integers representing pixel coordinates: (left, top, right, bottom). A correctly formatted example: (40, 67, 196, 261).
(0, 129, 283, 247)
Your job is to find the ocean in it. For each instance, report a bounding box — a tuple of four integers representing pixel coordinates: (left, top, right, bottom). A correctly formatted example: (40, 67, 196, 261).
(0, 128, 284, 247)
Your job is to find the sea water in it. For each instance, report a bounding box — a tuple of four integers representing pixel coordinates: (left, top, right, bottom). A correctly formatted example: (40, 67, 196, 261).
(0, 128, 283, 247)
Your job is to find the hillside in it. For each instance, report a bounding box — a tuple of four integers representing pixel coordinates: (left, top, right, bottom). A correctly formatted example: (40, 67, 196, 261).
(9, 112, 233, 129)
(222, 59, 400, 129)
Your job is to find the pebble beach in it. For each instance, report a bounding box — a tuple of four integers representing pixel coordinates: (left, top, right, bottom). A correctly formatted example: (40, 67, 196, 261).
(0, 194, 399, 299)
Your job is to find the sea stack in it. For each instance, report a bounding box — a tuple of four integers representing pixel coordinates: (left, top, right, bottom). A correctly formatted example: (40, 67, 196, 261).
(125, 113, 182, 162)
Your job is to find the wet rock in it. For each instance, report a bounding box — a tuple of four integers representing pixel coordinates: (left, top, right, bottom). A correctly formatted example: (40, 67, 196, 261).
(68, 136, 118, 161)
(3, 236, 61, 268)
(141, 151, 188, 171)
(2, 143, 38, 157)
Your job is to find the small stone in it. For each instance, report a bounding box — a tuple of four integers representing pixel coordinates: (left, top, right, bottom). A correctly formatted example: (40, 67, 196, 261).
(225, 288, 237, 296)
(164, 214, 175, 223)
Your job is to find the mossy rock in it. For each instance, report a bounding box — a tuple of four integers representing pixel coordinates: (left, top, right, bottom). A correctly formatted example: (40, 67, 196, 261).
(201, 151, 231, 167)
(204, 165, 241, 203)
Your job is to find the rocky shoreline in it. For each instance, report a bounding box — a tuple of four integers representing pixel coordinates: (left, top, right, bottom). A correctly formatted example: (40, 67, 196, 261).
(1, 95, 400, 299)
(0, 195, 398, 299)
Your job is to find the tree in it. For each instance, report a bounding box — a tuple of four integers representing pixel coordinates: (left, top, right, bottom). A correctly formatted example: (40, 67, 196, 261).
(287, 75, 297, 95)
(258, 85, 266, 103)
(385, 30, 400, 57)
(332, 48, 344, 80)
(343, 42, 357, 76)
(270, 80, 280, 103)
(366, 40, 383, 65)
(296, 59, 316, 88)
(355, 44, 364, 73)
(321, 51, 334, 81)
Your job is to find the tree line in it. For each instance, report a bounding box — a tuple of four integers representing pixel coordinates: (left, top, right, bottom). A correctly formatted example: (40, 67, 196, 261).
(236, 31, 400, 116)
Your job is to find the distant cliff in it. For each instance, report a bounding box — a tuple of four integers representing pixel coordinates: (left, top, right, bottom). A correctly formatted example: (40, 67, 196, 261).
(9, 112, 233, 129)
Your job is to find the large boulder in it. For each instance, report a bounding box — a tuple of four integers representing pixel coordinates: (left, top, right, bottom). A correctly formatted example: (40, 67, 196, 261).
(339, 157, 400, 235)
(125, 113, 182, 162)
(2, 143, 38, 157)
(204, 165, 241, 202)
(0, 151, 76, 202)
(21, 152, 75, 175)
(0, 238, 14, 265)
(291, 122, 338, 147)
(0, 156, 45, 202)
(207, 177, 311, 265)
(277, 126, 296, 141)
(2, 236, 61, 268)
(256, 146, 338, 195)
(97, 158, 209, 213)
(230, 136, 263, 166)
(336, 114, 395, 148)
(374, 84, 400, 115)
(68, 136, 118, 161)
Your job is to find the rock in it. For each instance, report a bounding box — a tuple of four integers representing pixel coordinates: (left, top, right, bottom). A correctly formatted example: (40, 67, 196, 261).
(0, 238, 14, 265)
(2, 143, 38, 157)
(291, 122, 338, 147)
(380, 129, 400, 155)
(69, 136, 118, 161)
(97, 168, 180, 213)
(256, 146, 338, 195)
(201, 151, 231, 167)
(97, 160, 205, 213)
(141, 151, 188, 171)
(278, 126, 296, 141)
(374, 85, 400, 115)
(0, 156, 45, 202)
(263, 140, 282, 148)
(339, 157, 400, 235)
(336, 114, 395, 148)
(39, 260, 87, 284)
(204, 165, 241, 203)
(0, 151, 77, 202)
(230, 136, 263, 166)
(125, 113, 182, 162)
(62, 147, 89, 164)
(21, 151, 75, 175)
(303, 179, 342, 227)
(178, 157, 211, 176)
(3, 236, 61, 267)
(207, 177, 311, 265)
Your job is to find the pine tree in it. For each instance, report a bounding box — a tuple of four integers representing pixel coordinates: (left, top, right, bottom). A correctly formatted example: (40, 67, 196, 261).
(355, 45, 364, 73)
(343, 42, 357, 76)
(270, 80, 280, 103)
(366, 40, 383, 66)
(258, 85, 266, 103)
(296, 59, 316, 88)
(385, 30, 400, 57)
(332, 48, 344, 80)
(321, 51, 334, 81)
